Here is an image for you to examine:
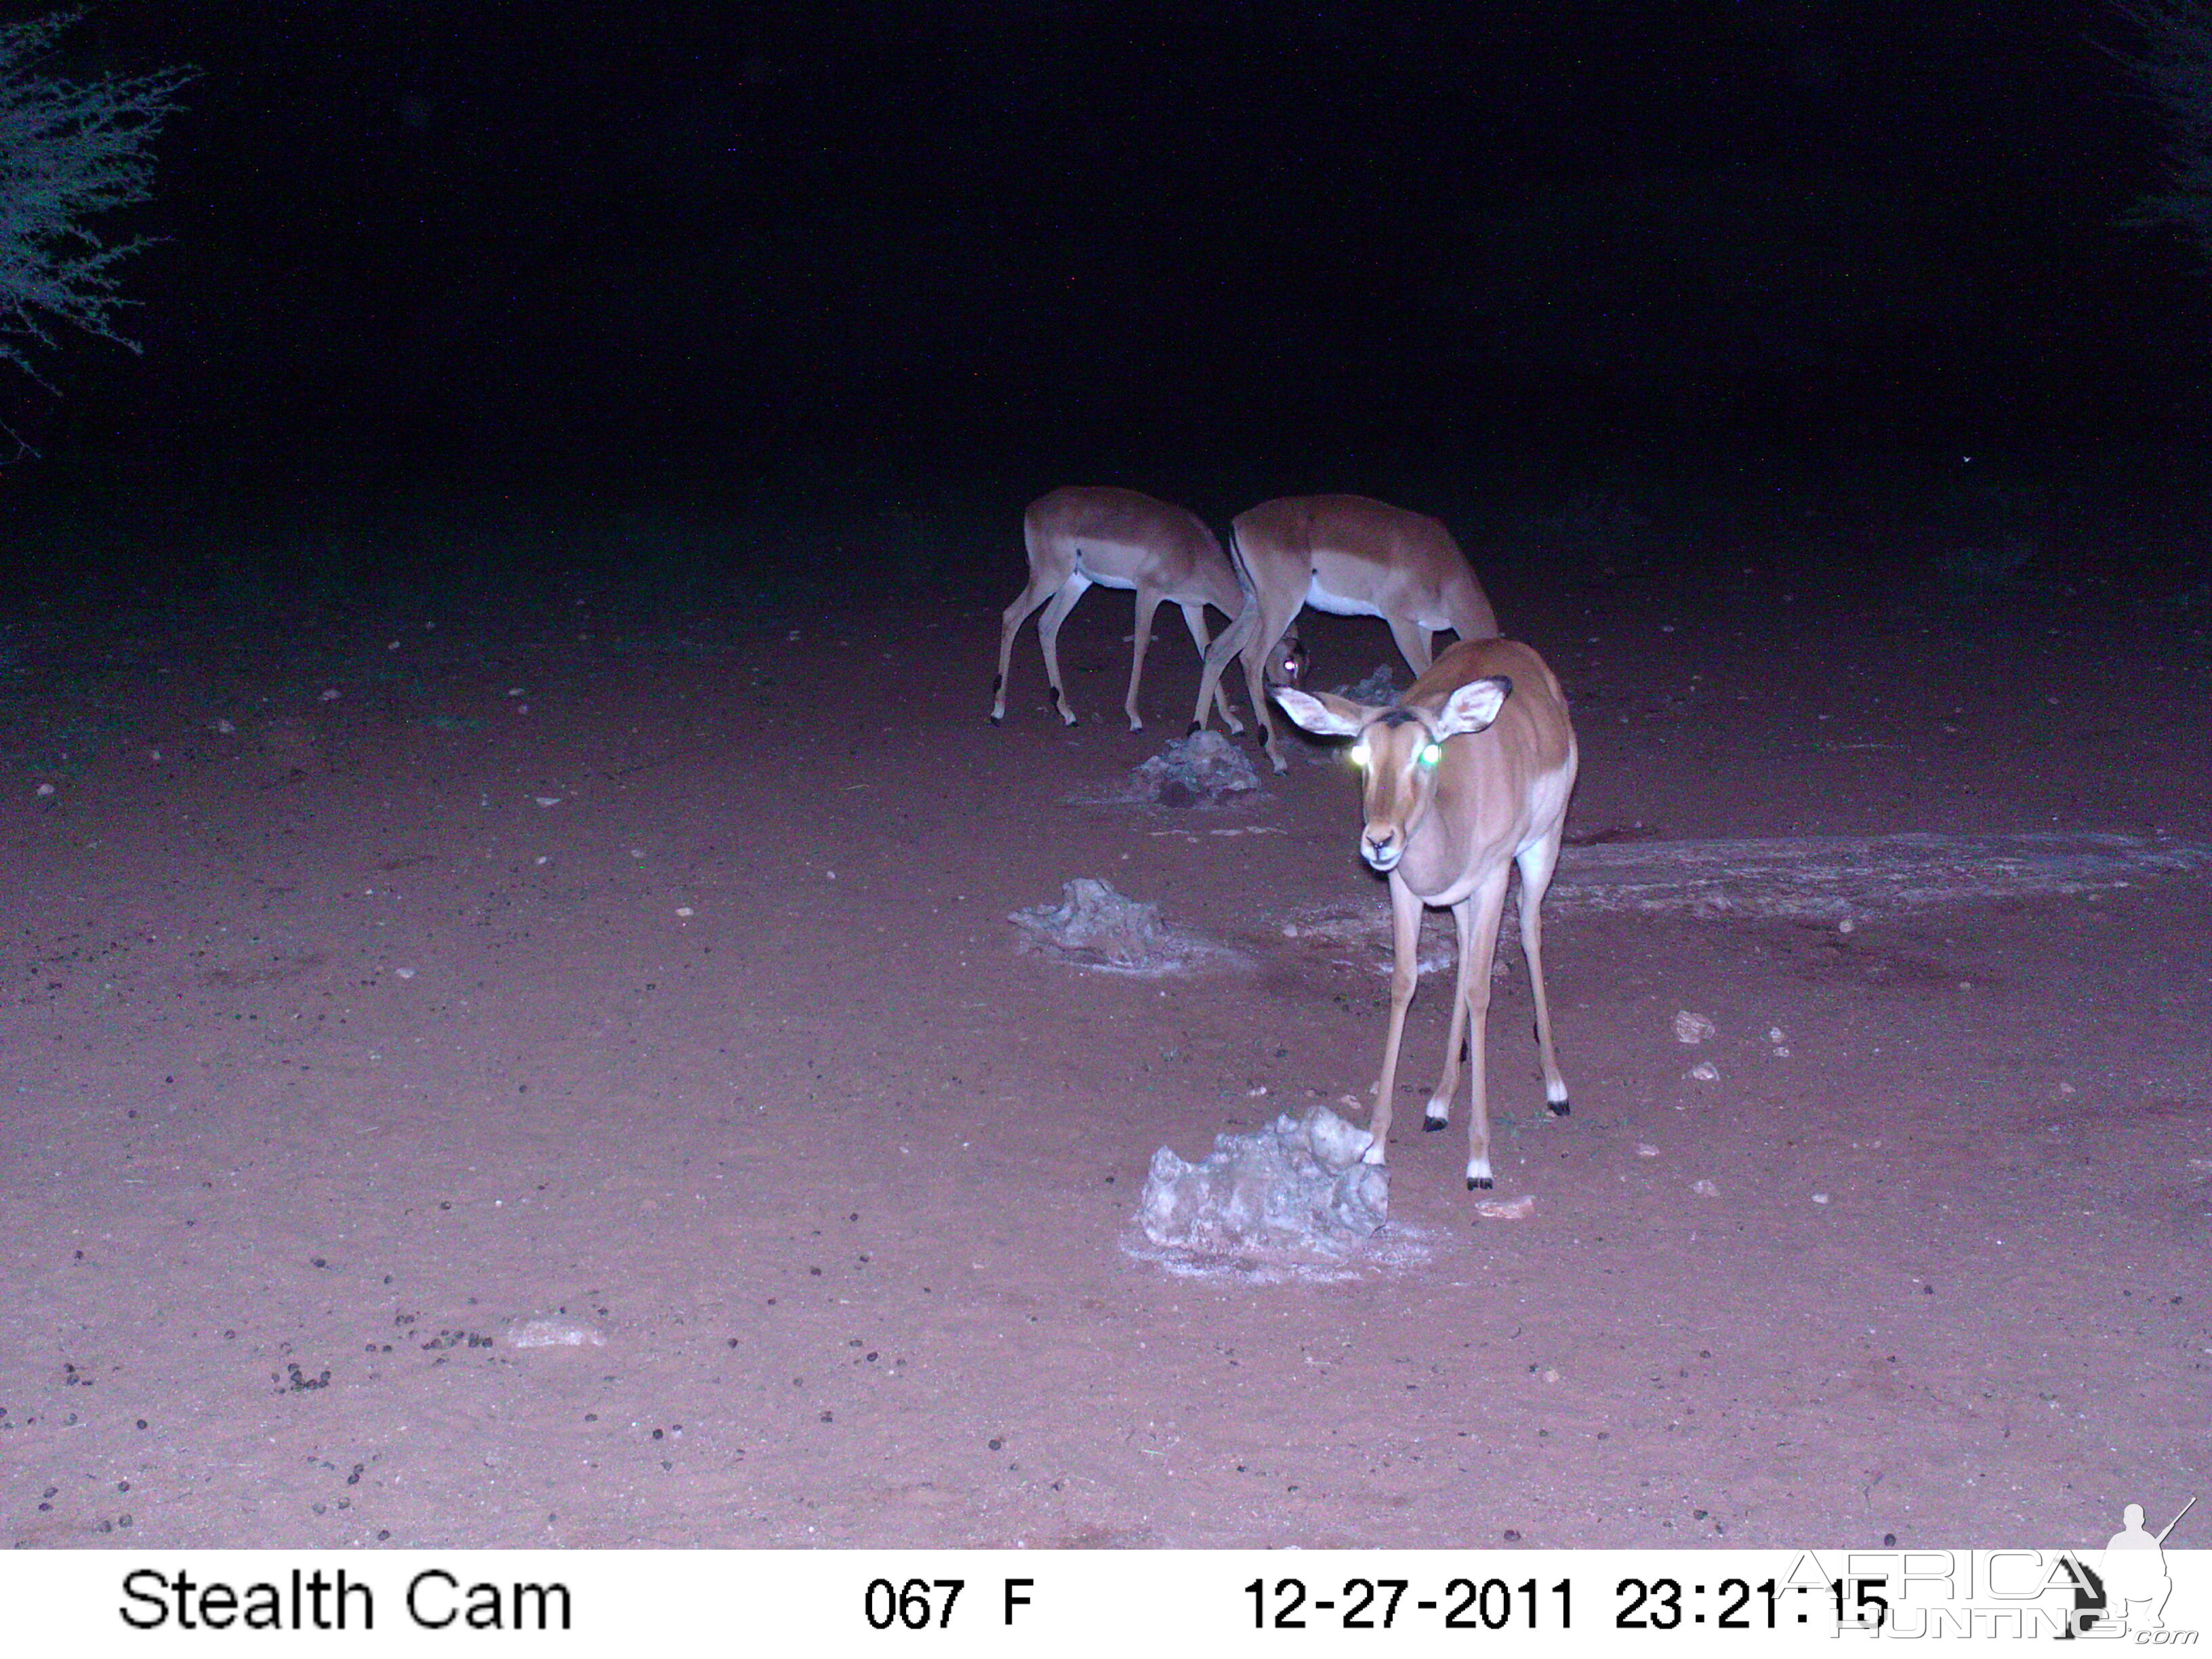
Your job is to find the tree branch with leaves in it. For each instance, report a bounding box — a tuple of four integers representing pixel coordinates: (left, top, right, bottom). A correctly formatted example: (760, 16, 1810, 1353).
(0, 7, 193, 396)
(2114, 1, 2212, 264)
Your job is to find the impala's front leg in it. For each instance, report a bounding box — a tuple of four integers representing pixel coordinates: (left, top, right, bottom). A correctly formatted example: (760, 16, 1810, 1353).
(1244, 626, 1293, 773)
(1189, 603, 1254, 737)
(1385, 615, 1436, 678)
(1458, 868, 1511, 1189)
(1422, 896, 1479, 1134)
(1126, 589, 1164, 730)
(1366, 872, 1425, 1164)
(1177, 602, 1244, 734)
(1516, 830, 1572, 1118)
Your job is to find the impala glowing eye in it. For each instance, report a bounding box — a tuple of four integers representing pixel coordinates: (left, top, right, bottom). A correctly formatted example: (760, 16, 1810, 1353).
(1419, 741, 1443, 768)
(1350, 740, 1370, 768)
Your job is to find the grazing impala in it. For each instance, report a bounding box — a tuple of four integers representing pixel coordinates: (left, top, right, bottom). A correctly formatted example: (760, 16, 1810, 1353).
(992, 486, 1249, 731)
(1192, 494, 1499, 771)
(1273, 637, 1577, 1190)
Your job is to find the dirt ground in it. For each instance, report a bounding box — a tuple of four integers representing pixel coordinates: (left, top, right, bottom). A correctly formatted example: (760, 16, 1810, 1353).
(3, 544, 2209, 1551)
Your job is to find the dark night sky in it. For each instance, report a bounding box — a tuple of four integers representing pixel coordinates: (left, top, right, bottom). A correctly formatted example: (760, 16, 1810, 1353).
(22, 1, 2211, 508)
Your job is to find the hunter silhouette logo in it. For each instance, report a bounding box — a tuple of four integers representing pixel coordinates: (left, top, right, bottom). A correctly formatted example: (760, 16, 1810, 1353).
(1838, 1504, 2198, 1639)
(2091, 1496, 2194, 1635)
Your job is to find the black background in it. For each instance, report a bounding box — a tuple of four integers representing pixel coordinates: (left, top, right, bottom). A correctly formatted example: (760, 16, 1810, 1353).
(8, 1, 2208, 592)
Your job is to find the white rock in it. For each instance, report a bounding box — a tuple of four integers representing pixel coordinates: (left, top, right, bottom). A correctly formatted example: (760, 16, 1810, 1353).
(508, 1317, 606, 1349)
(1141, 1105, 1386, 1254)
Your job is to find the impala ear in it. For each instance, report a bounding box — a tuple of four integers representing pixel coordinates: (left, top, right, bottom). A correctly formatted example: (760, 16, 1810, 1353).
(1432, 675, 1513, 739)
(1271, 687, 1366, 737)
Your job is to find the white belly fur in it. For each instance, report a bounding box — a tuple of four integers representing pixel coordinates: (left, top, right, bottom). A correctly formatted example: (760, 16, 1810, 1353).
(1303, 575, 1381, 618)
(1070, 543, 1147, 592)
(1303, 574, 1451, 630)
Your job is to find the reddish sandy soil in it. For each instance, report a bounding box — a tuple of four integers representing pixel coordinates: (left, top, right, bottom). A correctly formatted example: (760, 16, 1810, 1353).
(3, 548, 2208, 1551)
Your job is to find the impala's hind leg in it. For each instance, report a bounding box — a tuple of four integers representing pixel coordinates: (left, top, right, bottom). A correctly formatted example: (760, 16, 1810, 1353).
(1515, 827, 1572, 1118)
(994, 569, 1063, 722)
(1033, 574, 1092, 726)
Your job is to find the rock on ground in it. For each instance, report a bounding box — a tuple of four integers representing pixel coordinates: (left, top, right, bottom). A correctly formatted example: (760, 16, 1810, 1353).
(1141, 1105, 1389, 1258)
(1010, 877, 1235, 975)
(1127, 729, 1262, 806)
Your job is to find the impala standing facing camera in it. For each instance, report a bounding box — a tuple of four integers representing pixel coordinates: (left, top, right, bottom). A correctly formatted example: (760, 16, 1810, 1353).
(1273, 637, 1578, 1191)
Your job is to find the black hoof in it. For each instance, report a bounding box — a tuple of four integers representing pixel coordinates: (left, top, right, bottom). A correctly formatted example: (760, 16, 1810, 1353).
(989, 713, 1002, 726)
(1423, 1117, 1446, 1132)
(1467, 1174, 1494, 1191)
(1186, 720, 1202, 736)
(1547, 1099, 1571, 1118)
